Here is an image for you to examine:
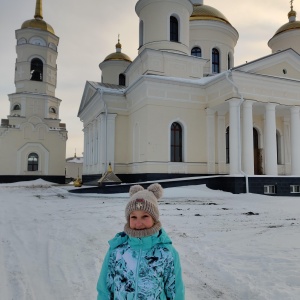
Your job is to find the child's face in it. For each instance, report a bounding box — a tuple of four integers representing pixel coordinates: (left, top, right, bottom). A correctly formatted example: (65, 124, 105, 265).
(129, 210, 154, 230)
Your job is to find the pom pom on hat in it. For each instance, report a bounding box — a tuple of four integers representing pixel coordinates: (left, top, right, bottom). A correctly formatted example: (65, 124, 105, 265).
(147, 183, 163, 200)
(129, 184, 144, 196)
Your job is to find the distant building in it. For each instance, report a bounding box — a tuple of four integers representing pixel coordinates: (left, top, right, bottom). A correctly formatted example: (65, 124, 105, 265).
(75, 0, 299, 195)
(65, 154, 83, 182)
(0, 0, 67, 183)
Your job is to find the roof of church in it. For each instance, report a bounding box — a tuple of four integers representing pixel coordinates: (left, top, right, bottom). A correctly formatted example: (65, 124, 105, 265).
(103, 39, 132, 63)
(272, 3, 300, 37)
(190, 4, 231, 25)
(88, 81, 126, 91)
(21, 0, 55, 34)
(21, 19, 55, 34)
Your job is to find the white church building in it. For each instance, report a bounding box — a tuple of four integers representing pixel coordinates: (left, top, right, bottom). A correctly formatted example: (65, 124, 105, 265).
(0, 0, 67, 184)
(78, 0, 300, 195)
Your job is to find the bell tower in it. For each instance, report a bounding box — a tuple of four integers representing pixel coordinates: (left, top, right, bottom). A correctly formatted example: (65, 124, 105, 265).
(12, 0, 60, 121)
(0, 0, 67, 183)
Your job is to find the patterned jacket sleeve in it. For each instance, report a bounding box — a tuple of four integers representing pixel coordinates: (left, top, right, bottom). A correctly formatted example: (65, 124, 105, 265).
(164, 246, 185, 300)
(96, 249, 112, 300)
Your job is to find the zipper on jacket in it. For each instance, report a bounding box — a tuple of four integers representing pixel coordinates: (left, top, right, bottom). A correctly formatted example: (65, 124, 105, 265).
(134, 241, 142, 300)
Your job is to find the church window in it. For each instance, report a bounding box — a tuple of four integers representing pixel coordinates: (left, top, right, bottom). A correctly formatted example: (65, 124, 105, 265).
(119, 73, 126, 86)
(49, 107, 57, 114)
(228, 53, 231, 70)
(30, 58, 43, 81)
(170, 16, 179, 42)
(139, 20, 144, 47)
(29, 37, 46, 46)
(191, 47, 201, 57)
(13, 104, 21, 111)
(226, 127, 230, 163)
(171, 122, 183, 162)
(212, 48, 220, 73)
(27, 153, 39, 171)
(17, 38, 27, 45)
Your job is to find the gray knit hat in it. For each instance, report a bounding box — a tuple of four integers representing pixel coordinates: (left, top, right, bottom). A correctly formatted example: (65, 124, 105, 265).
(124, 183, 163, 238)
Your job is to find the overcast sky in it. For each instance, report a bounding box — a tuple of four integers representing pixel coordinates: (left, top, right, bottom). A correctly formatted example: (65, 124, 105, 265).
(0, 0, 294, 158)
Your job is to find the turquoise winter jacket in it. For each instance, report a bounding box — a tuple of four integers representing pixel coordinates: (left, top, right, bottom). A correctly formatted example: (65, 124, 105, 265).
(97, 228, 185, 300)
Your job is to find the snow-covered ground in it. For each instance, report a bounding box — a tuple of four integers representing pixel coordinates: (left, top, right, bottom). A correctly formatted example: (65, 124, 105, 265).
(0, 179, 300, 300)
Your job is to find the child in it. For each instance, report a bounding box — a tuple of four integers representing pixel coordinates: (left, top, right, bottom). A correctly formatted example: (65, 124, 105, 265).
(97, 183, 185, 299)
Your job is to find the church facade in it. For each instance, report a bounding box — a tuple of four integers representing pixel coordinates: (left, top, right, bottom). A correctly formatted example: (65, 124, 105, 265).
(0, 0, 67, 183)
(78, 0, 300, 195)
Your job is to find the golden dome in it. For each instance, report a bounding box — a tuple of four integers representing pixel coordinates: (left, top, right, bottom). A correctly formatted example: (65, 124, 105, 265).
(104, 38, 132, 62)
(21, 18, 55, 34)
(21, 0, 55, 34)
(273, 6, 300, 36)
(190, 4, 231, 25)
(274, 20, 300, 36)
(104, 52, 132, 62)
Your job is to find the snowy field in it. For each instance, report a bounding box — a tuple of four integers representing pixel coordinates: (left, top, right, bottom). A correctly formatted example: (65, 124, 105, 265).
(0, 179, 300, 300)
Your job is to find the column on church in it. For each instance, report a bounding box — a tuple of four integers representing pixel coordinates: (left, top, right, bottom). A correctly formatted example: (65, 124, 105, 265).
(242, 100, 254, 175)
(91, 122, 95, 166)
(264, 103, 277, 175)
(290, 106, 300, 175)
(206, 108, 215, 174)
(92, 120, 98, 166)
(96, 116, 102, 173)
(229, 99, 240, 175)
(83, 127, 88, 173)
(99, 114, 106, 174)
(88, 124, 92, 167)
(95, 119, 99, 165)
(283, 116, 291, 174)
(217, 112, 226, 174)
(106, 114, 117, 171)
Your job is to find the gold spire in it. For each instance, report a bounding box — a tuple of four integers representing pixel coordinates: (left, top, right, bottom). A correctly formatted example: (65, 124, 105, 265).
(34, 0, 43, 20)
(103, 35, 132, 62)
(116, 34, 122, 49)
(272, 0, 300, 36)
(288, 0, 296, 18)
(21, 0, 55, 34)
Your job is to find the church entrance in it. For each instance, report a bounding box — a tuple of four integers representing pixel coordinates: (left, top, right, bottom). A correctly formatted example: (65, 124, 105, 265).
(253, 128, 262, 175)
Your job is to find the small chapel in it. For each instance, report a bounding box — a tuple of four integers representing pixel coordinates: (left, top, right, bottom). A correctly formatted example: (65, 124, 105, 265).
(0, 0, 67, 183)
(78, 0, 300, 195)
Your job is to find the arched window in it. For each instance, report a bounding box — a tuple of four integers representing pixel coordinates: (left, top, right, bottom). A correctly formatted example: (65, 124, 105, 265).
(13, 104, 21, 110)
(171, 122, 183, 162)
(49, 107, 56, 114)
(212, 48, 220, 73)
(170, 16, 179, 42)
(191, 47, 201, 57)
(139, 20, 144, 47)
(17, 38, 27, 45)
(30, 58, 43, 81)
(119, 73, 125, 86)
(226, 127, 230, 163)
(228, 53, 231, 70)
(28, 153, 39, 171)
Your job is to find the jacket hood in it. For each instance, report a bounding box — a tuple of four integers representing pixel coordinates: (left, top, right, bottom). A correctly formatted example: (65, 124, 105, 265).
(108, 228, 172, 250)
